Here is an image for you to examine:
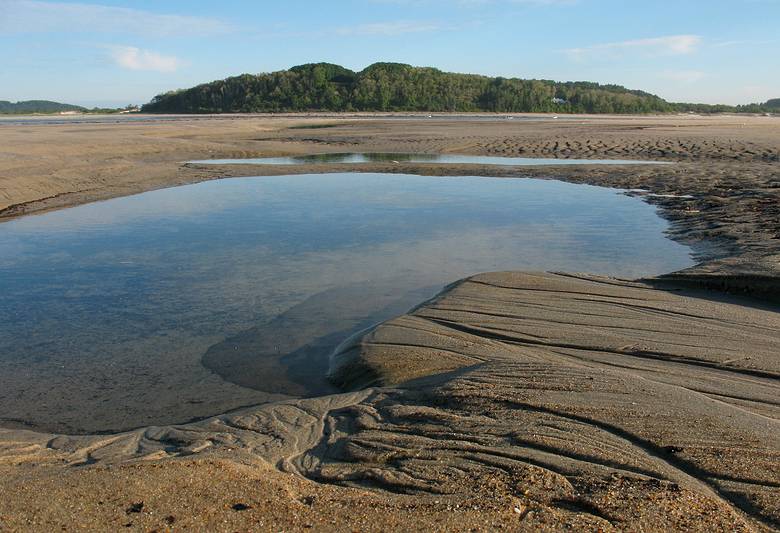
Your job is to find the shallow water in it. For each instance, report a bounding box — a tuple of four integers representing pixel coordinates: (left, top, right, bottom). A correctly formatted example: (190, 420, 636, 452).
(0, 173, 693, 433)
(189, 152, 670, 166)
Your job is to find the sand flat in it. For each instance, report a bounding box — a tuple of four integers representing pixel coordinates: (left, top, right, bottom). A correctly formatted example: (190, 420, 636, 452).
(1, 114, 779, 531)
(2, 114, 778, 271)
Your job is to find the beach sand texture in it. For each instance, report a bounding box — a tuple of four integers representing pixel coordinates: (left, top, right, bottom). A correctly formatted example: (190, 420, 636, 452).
(0, 114, 779, 531)
(2, 272, 779, 531)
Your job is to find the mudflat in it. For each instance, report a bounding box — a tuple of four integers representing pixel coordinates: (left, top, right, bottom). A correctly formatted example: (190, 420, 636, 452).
(1, 113, 779, 531)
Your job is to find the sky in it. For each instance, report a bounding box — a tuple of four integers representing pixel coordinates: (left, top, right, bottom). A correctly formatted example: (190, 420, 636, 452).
(1, 0, 778, 108)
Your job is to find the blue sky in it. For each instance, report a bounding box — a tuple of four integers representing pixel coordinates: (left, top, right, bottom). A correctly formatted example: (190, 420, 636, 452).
(2, 0, 778, 107)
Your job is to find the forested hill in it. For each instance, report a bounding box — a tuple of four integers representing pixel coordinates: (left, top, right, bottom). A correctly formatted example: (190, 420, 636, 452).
(0, 100, 86, 114)
(141, 62, 678, 114)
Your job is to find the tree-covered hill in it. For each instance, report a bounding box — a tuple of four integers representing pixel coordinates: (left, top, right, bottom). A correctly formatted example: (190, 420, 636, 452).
(141, 62, 682, 114)
(674, 98, 779, 114)
(0, 100, 86, 114)
(763, 98, 780, 110)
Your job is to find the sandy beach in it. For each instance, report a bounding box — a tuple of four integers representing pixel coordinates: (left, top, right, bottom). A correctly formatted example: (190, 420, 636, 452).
(1, 113, 779, 531)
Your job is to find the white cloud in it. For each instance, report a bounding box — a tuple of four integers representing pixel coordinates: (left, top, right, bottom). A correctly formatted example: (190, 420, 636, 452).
(566, 35, 702, 61)
(713, 38, 777, 48)
(108, 46, 180, 73)
(0, 0, 232, 36)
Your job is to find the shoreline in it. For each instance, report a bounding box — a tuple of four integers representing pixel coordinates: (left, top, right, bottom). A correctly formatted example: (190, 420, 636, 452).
(1, 114, 778, 530)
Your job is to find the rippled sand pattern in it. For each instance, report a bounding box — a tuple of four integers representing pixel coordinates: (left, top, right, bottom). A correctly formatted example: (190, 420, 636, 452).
(4, 273, 778, 530)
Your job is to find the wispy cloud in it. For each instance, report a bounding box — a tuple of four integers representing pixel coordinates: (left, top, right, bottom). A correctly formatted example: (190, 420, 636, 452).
(0, 0, 232, 37)
(713, 38, 778, 48)
(334, 20, 443, 36)
(108, 46, 181, 72)
(566, 35, 702, 61)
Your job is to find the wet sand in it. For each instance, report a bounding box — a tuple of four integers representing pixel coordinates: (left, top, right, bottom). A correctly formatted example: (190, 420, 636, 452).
(2, 273, 779, 531)
(1, 113, 779, 531)
(2, 114, 778, 272)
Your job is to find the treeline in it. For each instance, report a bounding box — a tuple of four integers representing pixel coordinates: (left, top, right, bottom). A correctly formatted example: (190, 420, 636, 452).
(674, 98, 779, 114)
(142, 63, 685, 114)
(0, 100, 86, 114)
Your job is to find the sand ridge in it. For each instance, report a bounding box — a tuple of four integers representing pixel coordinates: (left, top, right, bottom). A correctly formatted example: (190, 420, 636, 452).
(1, 273, 779, 531)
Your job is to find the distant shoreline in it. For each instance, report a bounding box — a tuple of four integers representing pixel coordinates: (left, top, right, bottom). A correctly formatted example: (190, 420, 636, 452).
(4, 110, 776, 118)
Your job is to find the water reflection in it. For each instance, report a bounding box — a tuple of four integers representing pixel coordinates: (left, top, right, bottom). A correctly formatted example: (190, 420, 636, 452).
(188, 152, 671, 166)
(0, 173, 692, 433)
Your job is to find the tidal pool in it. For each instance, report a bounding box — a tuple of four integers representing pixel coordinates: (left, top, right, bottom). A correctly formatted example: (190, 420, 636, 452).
(0, 173, 693, 433)
(188, 152, 671, 166)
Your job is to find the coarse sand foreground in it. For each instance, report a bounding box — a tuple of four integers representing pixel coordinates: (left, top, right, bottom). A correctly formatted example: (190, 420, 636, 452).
(1, 272, 778, 531)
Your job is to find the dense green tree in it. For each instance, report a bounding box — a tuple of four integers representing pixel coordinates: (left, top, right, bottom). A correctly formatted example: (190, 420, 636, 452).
(140, 63, 777, 115)
(0, 100, 86, 114)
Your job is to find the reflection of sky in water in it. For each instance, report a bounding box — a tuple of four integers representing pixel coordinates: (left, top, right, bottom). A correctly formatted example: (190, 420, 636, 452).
(188, 153, 671, 166)
(0, 173, 694, 430)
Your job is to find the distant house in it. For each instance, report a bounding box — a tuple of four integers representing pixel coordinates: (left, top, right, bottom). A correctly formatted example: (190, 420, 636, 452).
(552, 97, 567, 105)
